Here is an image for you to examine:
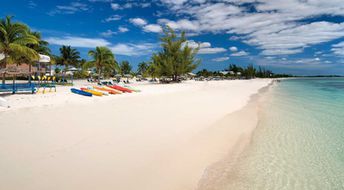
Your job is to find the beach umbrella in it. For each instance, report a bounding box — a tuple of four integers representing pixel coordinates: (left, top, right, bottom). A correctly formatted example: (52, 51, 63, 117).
(0, 65, 29, 87)
(68, 67, 78, 72)
(124, 74, 131, 83)
(38, 54, 50, 63)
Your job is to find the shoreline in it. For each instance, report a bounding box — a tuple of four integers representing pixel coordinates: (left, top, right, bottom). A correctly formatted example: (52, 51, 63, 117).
(196, 81, 274, 190)
(0, 79, 272, 190)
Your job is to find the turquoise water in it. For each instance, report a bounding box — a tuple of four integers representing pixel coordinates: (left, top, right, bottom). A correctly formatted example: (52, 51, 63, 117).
(212, 78, 344, 189)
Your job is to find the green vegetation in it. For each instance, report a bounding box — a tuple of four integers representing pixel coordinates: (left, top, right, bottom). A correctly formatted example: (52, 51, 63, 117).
(119, 61, 132, 75)
(137, 61, 149, 77)
(0, 16, 39, 83)
(57, 45, 80, 71)
(149, 26, 200, 82)
(197, 64, 292, 79)
(85, 46, 118, 81)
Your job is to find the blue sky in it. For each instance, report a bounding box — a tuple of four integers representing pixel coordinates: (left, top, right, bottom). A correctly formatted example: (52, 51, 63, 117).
(1, 0, 344, 75)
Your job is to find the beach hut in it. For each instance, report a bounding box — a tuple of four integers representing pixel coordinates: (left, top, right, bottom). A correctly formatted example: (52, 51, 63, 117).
(0, 65, 35, 94)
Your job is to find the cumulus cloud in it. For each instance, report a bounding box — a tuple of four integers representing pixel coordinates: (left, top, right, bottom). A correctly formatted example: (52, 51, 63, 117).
(183, 40, 226, 54)
(130, 18, 162, 33)
(229, 46, 238, 52)
(118, 26, 129, 33)
(110, 3, 121, 10)
(129, 18, 147, 26)
(155, 0, 344, 56)
(143, 24, 162, 33)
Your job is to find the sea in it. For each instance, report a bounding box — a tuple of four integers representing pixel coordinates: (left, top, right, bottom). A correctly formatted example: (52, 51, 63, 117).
(204, 78, 344, 189)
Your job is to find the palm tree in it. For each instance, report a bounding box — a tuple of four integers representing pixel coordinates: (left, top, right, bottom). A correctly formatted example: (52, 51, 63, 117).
(120, 61, 132, 75)
(86, 46, 117, 81)
(24, 31, 51, 73)
(137, 61, 148, 76)
(59, 45, 80, 71)
(0, 16, 39, 84)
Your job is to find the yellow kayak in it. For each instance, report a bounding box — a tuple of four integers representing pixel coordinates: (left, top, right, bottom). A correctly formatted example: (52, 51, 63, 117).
(81, 88, 103, 96)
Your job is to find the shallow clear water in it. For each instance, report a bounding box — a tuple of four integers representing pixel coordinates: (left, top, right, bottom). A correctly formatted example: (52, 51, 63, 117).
(217, 78, 344, 189)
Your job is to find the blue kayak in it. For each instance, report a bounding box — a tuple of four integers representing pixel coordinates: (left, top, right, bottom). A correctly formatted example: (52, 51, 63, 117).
(71, 88, 93, 97)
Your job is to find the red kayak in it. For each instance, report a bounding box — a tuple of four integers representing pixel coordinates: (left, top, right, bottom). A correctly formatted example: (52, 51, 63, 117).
(107, 85, 133, 93)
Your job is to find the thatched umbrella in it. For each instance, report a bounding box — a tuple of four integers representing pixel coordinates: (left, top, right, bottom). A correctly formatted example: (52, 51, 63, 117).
(0, 65, 30, 87)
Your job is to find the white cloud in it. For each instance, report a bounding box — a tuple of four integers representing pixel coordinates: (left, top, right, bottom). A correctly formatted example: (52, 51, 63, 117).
(48, 2, 89, 15)
(130, 18, 162, 33)
(46, 35, 156, 56)
(100, 27, 129, 37)
(158, 19, 200, 31)
(143, 24, 162, 33)
(100, 30, 117, 37)
(103, 15, 121, 22)
(212, 57, 230, 62)
(198, 47, 227, 54)
(231, 50, 249, 56)
(229, 46, 238, 52)
(118, 26, 129, 33)
(332, 41, 344, 56)
(110, 43, 157, 56)
(184, 40, 226, 54)
(129, 18, 147, 26)
(45, 36, 111, 47)
(109, 2, 151, 11)
(111, 3, 120, 10)
(246, 22, 344, 55)
(156, 0, 344, 56)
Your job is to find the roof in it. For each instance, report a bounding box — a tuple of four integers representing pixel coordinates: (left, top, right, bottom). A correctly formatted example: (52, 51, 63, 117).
(0, 53, 50, 63)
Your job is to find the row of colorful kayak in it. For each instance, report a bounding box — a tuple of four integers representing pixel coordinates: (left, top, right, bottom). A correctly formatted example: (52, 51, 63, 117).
(71, 85, 140, 97)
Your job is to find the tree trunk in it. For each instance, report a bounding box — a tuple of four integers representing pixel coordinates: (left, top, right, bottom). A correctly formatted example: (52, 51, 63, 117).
(29, 64, 32, 84)
(2, 55, 8, 85)
(98, 69, 101, 82)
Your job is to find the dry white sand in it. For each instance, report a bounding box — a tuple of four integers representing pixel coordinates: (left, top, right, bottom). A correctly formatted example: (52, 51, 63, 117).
(0, 79, 271, 190)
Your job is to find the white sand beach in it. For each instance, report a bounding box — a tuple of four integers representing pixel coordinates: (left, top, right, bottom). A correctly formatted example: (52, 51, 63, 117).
(0, 79, 271, 190)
